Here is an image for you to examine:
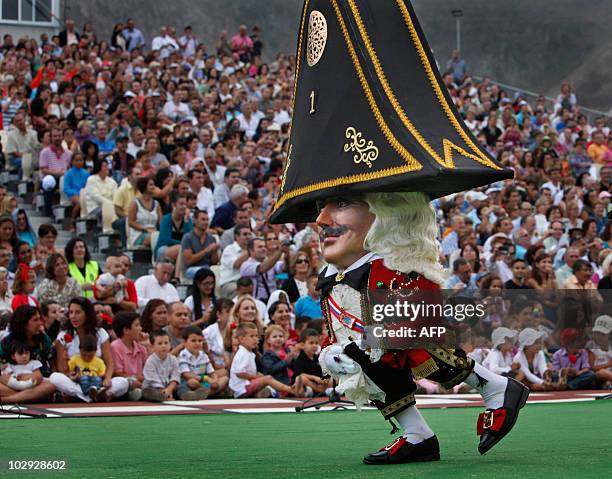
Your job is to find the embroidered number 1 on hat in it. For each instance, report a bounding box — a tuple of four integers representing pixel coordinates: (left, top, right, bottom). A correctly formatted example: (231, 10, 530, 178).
(309, 90, 316, 114)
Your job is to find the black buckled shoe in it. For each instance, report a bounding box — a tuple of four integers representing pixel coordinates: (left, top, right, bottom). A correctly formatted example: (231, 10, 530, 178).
(477, 378, 530, 455)
(363, 435, 440, 465)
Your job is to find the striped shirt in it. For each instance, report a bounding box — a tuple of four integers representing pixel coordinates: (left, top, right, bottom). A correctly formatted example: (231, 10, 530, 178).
(1, 99, 23, 129)
(178, 348, 214, 378)
(39, 145, 70, 173)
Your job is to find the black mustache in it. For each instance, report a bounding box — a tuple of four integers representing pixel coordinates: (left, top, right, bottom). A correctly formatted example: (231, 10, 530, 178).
(319, 225, 349, 239)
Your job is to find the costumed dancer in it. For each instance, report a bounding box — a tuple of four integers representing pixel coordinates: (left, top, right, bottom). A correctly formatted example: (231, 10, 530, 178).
(271, 0, 529, 465)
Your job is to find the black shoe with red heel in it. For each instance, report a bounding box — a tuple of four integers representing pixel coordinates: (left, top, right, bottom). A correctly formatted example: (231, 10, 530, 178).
(477, 378, 530, 454)
(363, 435, 440, 465)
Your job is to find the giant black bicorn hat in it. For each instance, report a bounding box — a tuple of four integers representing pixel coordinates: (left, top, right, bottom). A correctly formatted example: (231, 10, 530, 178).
(270, 0, 513, 224)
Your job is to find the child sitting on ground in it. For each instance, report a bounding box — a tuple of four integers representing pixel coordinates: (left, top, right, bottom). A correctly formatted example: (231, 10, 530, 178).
(68, 334, 107, 400)
(111, 311, 150, 401)
(96, 256, 128, 304)
(229, 323, 303, 398)
(142, 331, 181, 402)
(262, 325, 302, 387)
(513, 328, 551, 391)
(553, 328, 598, 390)
(291, 328, 332, 396)
(178, 325, 229, 399)
(587, 315, 612, 388)
(483, 327, 524, 381)
(0, 341, 43, 390)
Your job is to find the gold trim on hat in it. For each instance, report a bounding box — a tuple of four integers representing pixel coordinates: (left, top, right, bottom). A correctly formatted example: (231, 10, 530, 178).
(280, 143, 292, 194)
(394, 0, 501, 170)
(280, 0, 309, 197)
(347, 0, 501, 172)
(275, 164, 417, 211)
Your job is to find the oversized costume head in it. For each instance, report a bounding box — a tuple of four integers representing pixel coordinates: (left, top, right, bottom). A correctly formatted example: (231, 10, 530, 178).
(271, 0, 513, 280)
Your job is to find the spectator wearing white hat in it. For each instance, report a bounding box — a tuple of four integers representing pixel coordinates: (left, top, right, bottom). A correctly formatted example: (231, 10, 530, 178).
(587, 315, 612, 387)
(513, 328, 549, 391)
(483, 327, 523, 381)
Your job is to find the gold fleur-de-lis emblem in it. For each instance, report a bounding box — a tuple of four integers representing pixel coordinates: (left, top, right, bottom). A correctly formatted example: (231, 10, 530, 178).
(335, 272, 346, 282)
(344, 126, 379, 168)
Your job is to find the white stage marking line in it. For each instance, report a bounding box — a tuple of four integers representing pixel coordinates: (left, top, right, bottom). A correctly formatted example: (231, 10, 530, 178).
(164, 398, 300, 406)
(526, 398, 596, 405)
(416, 394, 481, 400)
(224, 406, 377, 413)
(414, 398, 477, 405)
(0, 412, 60, 418)
(47, 405, 196, 414)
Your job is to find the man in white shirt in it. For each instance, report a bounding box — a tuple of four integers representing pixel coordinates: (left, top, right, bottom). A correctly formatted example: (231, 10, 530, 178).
(272, 98, 291, 126)
(237, 102, 262, 140)
(152, 26, 179, 60)
(186, 168, 214, 220)
(488, 242, 515, 283)
(135, 260, 180, 309)
(5, 112, 40, 180)
(219, 208, 251, 251)
(197, 178, 216, 221)
(151, 26, 168, 52)
(213, 168, 241, 208)
(555, 247, 581, 288)
(219, 224, 252, 298)
(540, 167, 564, 205)
(204, 149, 226, 190)
(127, 127, 145, 158)
(543, 220, 568, 256)
(162, 91, 190, 123)
(178, 26, 198, 59)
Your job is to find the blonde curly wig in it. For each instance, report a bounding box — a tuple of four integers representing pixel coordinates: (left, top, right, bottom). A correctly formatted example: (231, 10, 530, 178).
(364, 192, 447, 285)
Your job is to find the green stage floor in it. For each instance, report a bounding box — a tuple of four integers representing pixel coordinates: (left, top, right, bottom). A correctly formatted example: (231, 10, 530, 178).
(2, 401, 610, 478)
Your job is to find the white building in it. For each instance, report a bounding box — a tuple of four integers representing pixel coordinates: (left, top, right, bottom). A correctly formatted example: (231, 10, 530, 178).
(0, 0, 61, 41)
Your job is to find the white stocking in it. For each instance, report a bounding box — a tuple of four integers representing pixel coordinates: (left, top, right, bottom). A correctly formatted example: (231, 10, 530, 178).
(464, 362, 508, 410)
(396, 406, 435, 444)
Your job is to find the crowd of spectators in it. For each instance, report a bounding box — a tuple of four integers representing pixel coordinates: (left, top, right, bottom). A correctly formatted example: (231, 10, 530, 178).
(0, 21, 610, 405)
